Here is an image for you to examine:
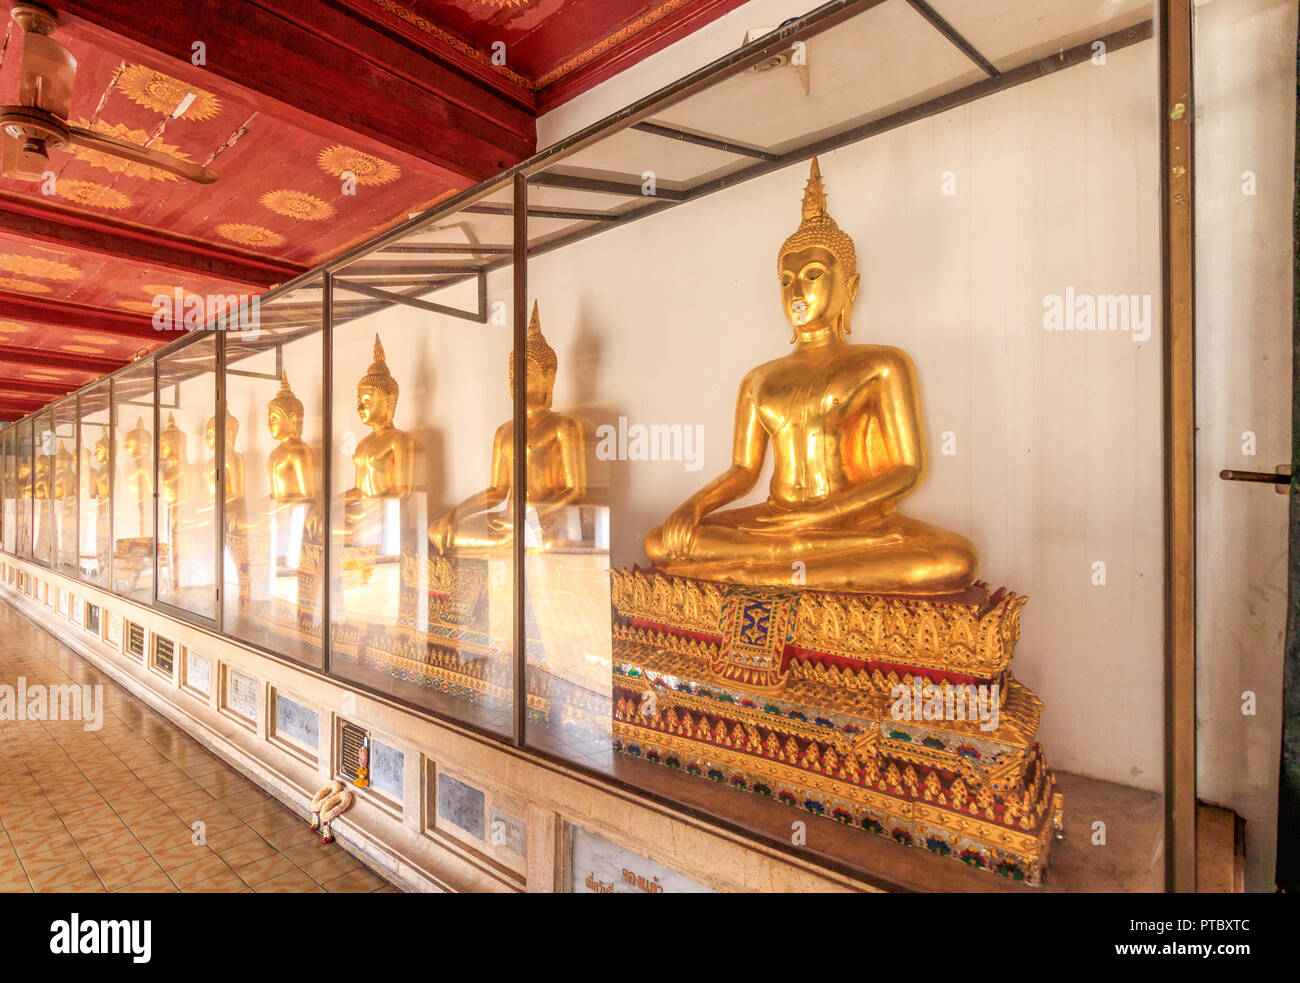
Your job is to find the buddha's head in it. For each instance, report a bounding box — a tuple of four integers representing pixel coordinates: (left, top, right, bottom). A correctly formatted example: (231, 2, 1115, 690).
(267, 372, 304, 441)
(356, 334, 398, 429)
(55, 439, 74, 474)
(510, 300, 557, 411)
(93, 434, 109, 466)
(777, 157, 860, 342)
(124, 417, 151, 461)
(159, 413, 186, 463)
(205, 408, 239, 453)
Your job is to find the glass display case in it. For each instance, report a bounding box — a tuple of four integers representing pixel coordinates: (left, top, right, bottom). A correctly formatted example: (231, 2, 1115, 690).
(111, 359, 155, 604)
(52, 399, 78, 577)
(1, 426, 12, 556)
(0, 0, 1193, 891)
(78, 381, 112, 587)
(224, 279, 326, 668)
(156, 338, 218, 620)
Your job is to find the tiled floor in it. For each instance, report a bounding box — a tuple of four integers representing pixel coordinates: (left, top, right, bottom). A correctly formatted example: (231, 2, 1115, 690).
(0, 600, 398, 893)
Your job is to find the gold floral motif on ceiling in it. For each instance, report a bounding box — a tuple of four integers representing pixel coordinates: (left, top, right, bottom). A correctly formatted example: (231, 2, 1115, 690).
(215, 223, 287, 249)
(55, 179, 133, 210)
(0, 253, 82, 281)
(0, 320, 29, 334)
(116, 300, 159, 314)
(116, 65, 222, 121)
(259, 189, 336, 221)
(0, 278, 52, 293)
(66, 119, 194, 181)
(60, 344, 107, 356)
(317, 145, 401, 186)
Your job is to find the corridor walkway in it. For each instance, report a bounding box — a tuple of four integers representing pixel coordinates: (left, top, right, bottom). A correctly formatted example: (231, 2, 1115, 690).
(0, 599, 397, 893)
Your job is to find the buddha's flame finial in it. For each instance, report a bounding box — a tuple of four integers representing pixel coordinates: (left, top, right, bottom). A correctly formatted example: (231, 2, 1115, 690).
(269, 371, 303, 421)
(510, 299, 558, 386)
(358, 332, 399, 398)
(778, 156, 857, 277)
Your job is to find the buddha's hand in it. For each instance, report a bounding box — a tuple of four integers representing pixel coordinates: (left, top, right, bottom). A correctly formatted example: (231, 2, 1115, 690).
(428, 512, 458, 553)
(661, 503, 702, 559)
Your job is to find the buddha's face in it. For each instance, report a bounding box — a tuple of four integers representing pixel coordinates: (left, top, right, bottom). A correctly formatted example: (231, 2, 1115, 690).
(124, 432, 147, 460)
(93, 438, 109, 466)
(205, 418, 217, 451)
(513, 362, 555, 412)
(268, 407, 301, 441)
(356, 386, 393, 428)
(779, 245, 860, 334)
(160, 431, 183, 463)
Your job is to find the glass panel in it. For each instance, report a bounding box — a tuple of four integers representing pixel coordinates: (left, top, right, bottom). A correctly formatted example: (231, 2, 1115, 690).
(16, 420, 31, 559)
(112, 360, 155, 603)
(327, 186, 516, 736)
(79, 382, 112, 587)
(1, 427, 12, 555)
(157, 337, 218, 619)
(517, 0, 1164, 892)
(52, 399, 78, 576)
(224, 280, 326, 668)
(31, 409, 53, 566)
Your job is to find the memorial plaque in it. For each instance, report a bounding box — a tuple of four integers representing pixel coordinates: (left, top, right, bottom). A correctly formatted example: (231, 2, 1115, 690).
(57, 588, 68, 617)
(370, 739, 404, 801)
(125, 620, 145, 658)
(489, 810, 527, 856)
(226, 669, 258, 721)
(570, 826, 712, 894)
(107, 612, 122, 647)
(71, 596, 83, 627)
(185, 650, 211, 696)
(275, 694, 319, 751)
(339, 720, 369, 783)
(151, 634, 175, 676)
(437, 773, 485, 840)
(85, 603, 100, 635)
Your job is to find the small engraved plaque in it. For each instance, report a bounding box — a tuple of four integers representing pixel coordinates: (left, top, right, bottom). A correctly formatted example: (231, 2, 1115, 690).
(437, 773, 485, 840)
(275, 694, 319, 751)
(571, 826, 712, 894)
(125, 621, 145, 658)
(185, 650, 211, 696)
(71, 596, 83, 627)
(227, 669, 258, 721)
(108, 612, 122, 646)
(489, 810, 527, 856)
(57, 588, 68, 617)
(339, 720, 369, 783)
(151, 634, 175, 676)
(85, 603, 100, 635)
(370, 739, 403, 801)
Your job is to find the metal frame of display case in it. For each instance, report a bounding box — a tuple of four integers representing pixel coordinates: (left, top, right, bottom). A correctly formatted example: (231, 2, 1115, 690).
(0, 0, 1197, 891)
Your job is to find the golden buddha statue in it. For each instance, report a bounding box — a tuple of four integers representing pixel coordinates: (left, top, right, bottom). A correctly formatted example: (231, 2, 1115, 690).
(122, 416, 152, 534)
(267, 373, 316, 504)
(205, 408, 246, 507)
(88, 434, 110, 501)
(159, 413, 188, 507)
(429, 301, 586, 553)
(347, 334, 414, 507)
(53, 440, 76, 501)
(644, 158, 977, 595)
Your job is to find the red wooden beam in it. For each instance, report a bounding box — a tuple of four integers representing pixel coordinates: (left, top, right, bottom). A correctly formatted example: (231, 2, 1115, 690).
(54, 0, 536, 181)
(0, 192, 304, 289)
(0, 378, 76, 398)
(0, 290, 164, 342)
(0, 344, 124, 375)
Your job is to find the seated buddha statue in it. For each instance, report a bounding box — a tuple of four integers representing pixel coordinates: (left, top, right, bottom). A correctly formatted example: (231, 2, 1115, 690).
(88, 434, 110, 503)
(345, 334, 414, 539)
(429, 301, 586, 554)
(267, 373, 316, 505)
(205, 408, 251, 602)
(122, 417, 152, 536)
(644, 157, 977, 596)
(159, 413, 188, 508)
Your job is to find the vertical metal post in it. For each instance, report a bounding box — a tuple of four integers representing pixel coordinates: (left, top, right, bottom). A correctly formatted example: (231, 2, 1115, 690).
(1159, 0, 1197, 893)
(215, 330, 225, 633)
(511, 172, 528, 747)
(152, 355, 160, 604)
(107, 377, 114, 592)
(321, 274, 334, 673)
(74, 394, 81, 581)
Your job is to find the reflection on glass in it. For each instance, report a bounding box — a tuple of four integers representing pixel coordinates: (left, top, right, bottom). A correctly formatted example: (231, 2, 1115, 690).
(52, 400, 78, 575)
(16, 420, 31, 558)
(327, 267, 513, 735)
(157, 339, 218, 618)
(78, 383, 111, 586)
(31, 410, 54, 566)
(224, 286, 325, 667)
(1, 428, 13, 556)
(111, 361, 154, 602)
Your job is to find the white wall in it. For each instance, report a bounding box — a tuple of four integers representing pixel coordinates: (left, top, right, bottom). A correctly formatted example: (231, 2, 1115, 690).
(1192, 0, 1296, 893)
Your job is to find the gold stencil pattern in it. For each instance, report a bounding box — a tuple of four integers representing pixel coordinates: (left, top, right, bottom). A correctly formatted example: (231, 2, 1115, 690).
(56, 179, 133, 210)
(216, 223, 286, 249)
(116, 65, 222, 121)
(317, 145, 401, 186)
(0, 253, 82, 281)
(0, 278, 52, 293)
(259, 189, 336, 221)
(67, 119, 192, 181)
